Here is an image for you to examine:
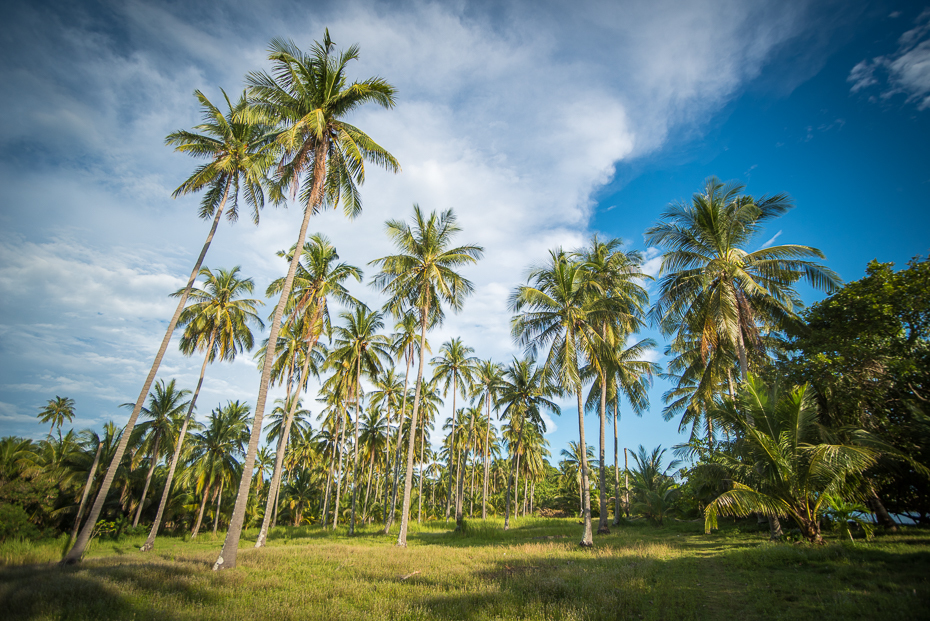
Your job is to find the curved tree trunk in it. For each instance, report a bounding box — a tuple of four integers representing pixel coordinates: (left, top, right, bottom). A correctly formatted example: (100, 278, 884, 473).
(396, 308, 429, 546)
(64, 180, 231, 565)
(141, 332, 213, 551)
(133, 433, 162, 528)
(71, 441, 103, 543)
(213, 140, 328, 571)
(385, 351, 412, 533)
(597, 375, 610, 534)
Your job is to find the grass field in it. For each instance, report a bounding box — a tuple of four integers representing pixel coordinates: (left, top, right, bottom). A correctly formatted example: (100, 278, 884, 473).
(1, 518, 928, 620)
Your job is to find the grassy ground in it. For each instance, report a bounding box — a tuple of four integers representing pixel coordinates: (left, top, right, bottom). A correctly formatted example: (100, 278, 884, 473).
(1, 518, 928, 620)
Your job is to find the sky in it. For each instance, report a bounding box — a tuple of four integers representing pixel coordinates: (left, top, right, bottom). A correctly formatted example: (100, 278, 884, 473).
(0, 0, 928, 467)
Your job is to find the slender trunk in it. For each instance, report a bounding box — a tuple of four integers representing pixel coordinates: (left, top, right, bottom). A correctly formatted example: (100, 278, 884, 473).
(530, 482, 535, 516)
(577, 385, 593, 546)
(597, 374, 609, 534)
(349, 357, 362, 535)
(624, 448, 630, 518)
(418, 414, 426, 522)
(133, 433, 162, 528)
(213, 139, 328, 571)
(142, 332, 213, 551)
(385, 351, 412, 533)
(469, 448, 476, 517)
(212, 478, 224, 535)
(455, 401, 475, 529)
(363, 458, 374, 521)
(445, 382, 457, 523)
(64, 179, 231, 565)
(321, 465, 333, 527)
(735, 320, 749, 380)
(191, 482, 212, 539)
(71, 442, 103, 543)
(333, 404, 346, 530)
(482, 392, 491, 520)
(396, 309, 429, 546)
(612, 403, 620, 525)
(503, 419, 524, 530)
(515, 451, 522, 519)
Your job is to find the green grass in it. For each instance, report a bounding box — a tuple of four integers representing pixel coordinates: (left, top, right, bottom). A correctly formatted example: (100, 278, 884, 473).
(1, 518, 928, 620)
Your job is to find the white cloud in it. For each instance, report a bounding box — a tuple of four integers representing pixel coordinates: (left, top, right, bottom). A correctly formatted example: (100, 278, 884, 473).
(759, 230, 783, 249)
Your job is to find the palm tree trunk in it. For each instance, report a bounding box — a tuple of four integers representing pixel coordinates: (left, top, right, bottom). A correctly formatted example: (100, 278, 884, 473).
(191, 482, 212, 539)
(363, 458, 374, 521)
(482, 393, 491, 520)
(65, 179, 231, 565)
(396, 307, 429, 547)
(503, 420, 524, 530)
(515, 451, 522, 518)
(418, 415, 426, 523)
(469, 449, 476, 517)
(71, 441, 103, 543)
(349, 357, 362, 535)
(214, 139, 328, 571)
(624, 448, 630, 518)
(445, 382, 457, 523)
(212, 478, 224, 535)
(576, 386, 593, 546)
(321, 464, 333, 527)
(133, 433, 162, 528)
(596, 375, 610, 534)
(141, 332, 214, 551)
(385, 351, 412, 533)
(612, 403, 621, 526)
(455, 402, 475, 529)
(333, 405, 346, 530)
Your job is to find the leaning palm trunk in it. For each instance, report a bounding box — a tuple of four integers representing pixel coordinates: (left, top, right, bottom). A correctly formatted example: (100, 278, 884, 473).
(133, 433, 162, 527)
(192, 482, 212, 539)
(396, 311, 429, 546)
(64, 181, 231, 565)
(214, 140, 328, 571)
(385, 351, 412, 533)
(596, 376, 609, 534)
(612, 403, 621, 525)
(71, 441, 103, 543)
(141, 331, 215, 551)
(576, 386, 593, 546)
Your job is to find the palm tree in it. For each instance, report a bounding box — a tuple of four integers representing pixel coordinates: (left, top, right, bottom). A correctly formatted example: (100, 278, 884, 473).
(64, 91, 275, 564)
(215, 33, 399, 570)
(646, 177, 841, 382)
(560, 441, 596, 516)
(430, 338, 478, 527)
(328, 305, 392, 534)
(261, 395, 311, 530)
(576, 236, 649, 533)
(142, 267, 262, 550)
(628, 445, 681, 525)
(510, 250, 614, 546)
(414, 384, 443, 522)
(698, 375, 881, 543)
(472, 359, 504, 519)
(370, 206, 483, 546)
(496, 356, 558, 529)
(255, 235, 359, 548)
(69, 428, 103, 543)
(125, 379, 191, 528)
(38, 396, 75, 438)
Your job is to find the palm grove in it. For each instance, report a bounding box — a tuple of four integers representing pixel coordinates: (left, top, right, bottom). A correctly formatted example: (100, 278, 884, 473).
(3, 33, 927, 565)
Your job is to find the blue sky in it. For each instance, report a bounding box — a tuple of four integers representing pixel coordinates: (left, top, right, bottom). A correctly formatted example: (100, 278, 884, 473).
(0, 0, 927, 469)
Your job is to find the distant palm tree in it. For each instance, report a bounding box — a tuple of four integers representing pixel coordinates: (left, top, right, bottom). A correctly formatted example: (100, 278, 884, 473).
(628, 445, 681, 525)
(125, 379, 191, 528)
(430, 338, 479, 527)
(560, 441, 596, 517)
(142, 266, 262, 550)
(216, 32, 399, 570)
(38, 396, 75, 438)
(472, 359, 504, 519)
(370, 206, 483, 546)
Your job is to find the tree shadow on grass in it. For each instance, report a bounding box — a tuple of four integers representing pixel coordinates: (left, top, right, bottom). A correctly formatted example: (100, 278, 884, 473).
(0, 558, 215, 621)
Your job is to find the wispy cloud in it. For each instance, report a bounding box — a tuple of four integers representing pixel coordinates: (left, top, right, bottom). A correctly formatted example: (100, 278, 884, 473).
(759, 230, 783, 249)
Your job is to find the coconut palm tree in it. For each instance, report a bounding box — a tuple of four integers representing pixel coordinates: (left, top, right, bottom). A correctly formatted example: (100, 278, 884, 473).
(698, 375, 882, 543)
(142, 267, 262, 550)
(125, 379, 191, 528)
(215, 32, 399, 569)
(370, 206, 483, 546)
(327, 305, 392, 534)
(38, 397, 75, 439)
(646, 177, 841, 382)
(576, 236, 649, 533)
(560, 441, 596, 516)
(472, 359, 504, 519)
(430, 338, 479, 527)
(64, 91, 276, 564)
(510, 249, 615, 546)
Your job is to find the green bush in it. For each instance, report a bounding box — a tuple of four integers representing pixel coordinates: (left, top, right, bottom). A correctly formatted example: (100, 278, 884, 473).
(0, 502, 40, 542)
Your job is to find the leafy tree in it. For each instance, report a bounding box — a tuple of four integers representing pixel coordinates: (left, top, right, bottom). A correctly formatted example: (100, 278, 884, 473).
(216, 32, 399, 570)
(628, 445, 681, 525)
(370, 206, 482, 546)
(38, 397, 75, 438)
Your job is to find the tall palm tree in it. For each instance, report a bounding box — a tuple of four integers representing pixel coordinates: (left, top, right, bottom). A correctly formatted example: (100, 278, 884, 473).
(496, 356, 558, 529)
(328, 305, 392, 534)
(510, 249, 616, 546)
(370, 206, 483, 546)
(255, 235, 359, 548)
(38, 396, 75, 438)
(216, 33, 399, 570)
(125, 379, 191, 528)
(646, 177, 841, 382)
(64, 91, 275, 564)
(576, 236, 649, 533)
(142, 267, 262, 550)
(472, 359, 504, 519)
(369, 366, 403, 528)
(430, 338, 478, 527)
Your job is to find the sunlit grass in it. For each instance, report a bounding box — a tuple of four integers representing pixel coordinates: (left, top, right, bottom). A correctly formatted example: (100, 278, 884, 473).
(1, 519, 928, 620)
